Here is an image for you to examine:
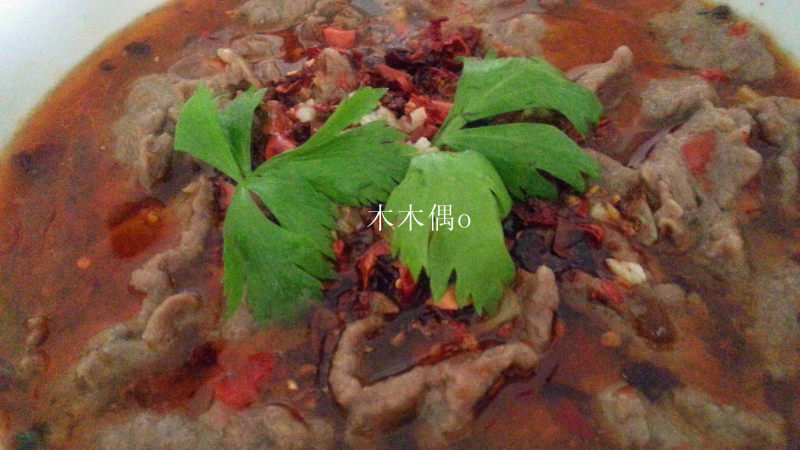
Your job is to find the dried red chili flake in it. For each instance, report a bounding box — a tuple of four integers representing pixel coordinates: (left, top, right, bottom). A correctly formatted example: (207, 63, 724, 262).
(358, 241, 392, 289)
(588, 117, 621, 154)
(591, 279, 626, 307)
(214, 352, 277, 409)
(408, 94, 452, 125)
(217, 179, 236, 210)
(323, 27, 356, 50)
(552, 318, 567, 344)
(264, 134, 298, 159)
(417, 322, 478, 365)
(577, 223, 605, 246)
(681, 130, 715, 177)
(413, 18, 481, 68)
(264, 100, 295, 134)
(394, 262, 417, 302)
(332, 239, 347, 262)
(410, 123, 440, 141)
(698, 67, 729, 83)
(313, 100, 338, 114)
(513, 201, 559, 227)
(572, 198, 591, 218)
(337, 70, 356, 90)
(305, 46, 322, 59)
(422, 18, 450, 53)
(377, 64, 415, 93)
(275, 74, 311, 94)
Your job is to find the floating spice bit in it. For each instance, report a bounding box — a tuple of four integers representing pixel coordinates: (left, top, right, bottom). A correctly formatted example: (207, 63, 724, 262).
(600, 331, 622, 348)
(427, 286, 465, 310)
(25, 316, 49, 349)
(605, 258, 647, 284)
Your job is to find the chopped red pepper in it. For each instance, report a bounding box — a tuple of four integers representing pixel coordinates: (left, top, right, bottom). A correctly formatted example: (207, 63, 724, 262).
(410, 123, 439, 141)
(578, 223, 605, 246)
(377, 64, 414, 93)
(264, 134, 298, 159)
(264, 100, 295, 134)
(512, 201, 559, 227)
(323, 27, 357, 50)
(681, 130, 716, 177)
(332, 239, 347, 261)
(409, 94, 452, 125)
(394, 262, 417, 302)
(592, 279, 626, 307)
(358, 241, 392, 289)
(572, 198, 591, 217)
(217, 180, 236, 210)
(305, 46, 322, 59)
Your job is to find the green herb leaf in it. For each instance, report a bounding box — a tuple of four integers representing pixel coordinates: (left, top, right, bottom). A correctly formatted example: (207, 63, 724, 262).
(174, 84, 256, 182)
(386, 151, 515, 314)
(223, 188, 334, 322)
(303, 87, 388, 148)
(244, 173, 338, 255)
(218, 86, 268, 176)
(435, 57, 602, 143)
(259, 120, 415, 205)
(439, 123, 602, 199)
(176, 85, 413, 324)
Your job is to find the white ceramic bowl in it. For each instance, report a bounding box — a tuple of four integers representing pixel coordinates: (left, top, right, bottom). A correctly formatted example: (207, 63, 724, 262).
(0, 0, 798, 150)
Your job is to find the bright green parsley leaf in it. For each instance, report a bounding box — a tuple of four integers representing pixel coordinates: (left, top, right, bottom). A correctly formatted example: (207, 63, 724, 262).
(218, 87, 268, 176)
(435, 57, 603, 143)
(175, 85, 413, 324)
(174, 84, 266, 181)
(387, 56, 603, 314)
(438, 123, 602, 199)
(258, 120, 415, 205)
(223, 188, 334, 322)
(303, 87, 388, 148)
(386, 151, 515, 315)
(244, 173, 338, 256)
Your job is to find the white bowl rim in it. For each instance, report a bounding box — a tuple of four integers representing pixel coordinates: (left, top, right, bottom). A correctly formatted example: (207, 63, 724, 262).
(0, 0, 798, 152)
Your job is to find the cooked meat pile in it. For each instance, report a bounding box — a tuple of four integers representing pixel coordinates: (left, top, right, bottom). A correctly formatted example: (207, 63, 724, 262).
(1, 0, 799, 449)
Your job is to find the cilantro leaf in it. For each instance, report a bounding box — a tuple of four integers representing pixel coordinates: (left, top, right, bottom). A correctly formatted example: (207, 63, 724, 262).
(244, 174, 337, 255)
(386, 151, 515, 314)
(439, 123, 602, 199)
(175, 85, 414, 324)
(175, 84, 264, 182)
(385, 56, 603, 314)
(218, 87, 268, 176)
(259, 120, 415, 205)
(223, 188, 334, 322)
(435, 57, 603, 143)
(303, 87, 388, 148)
